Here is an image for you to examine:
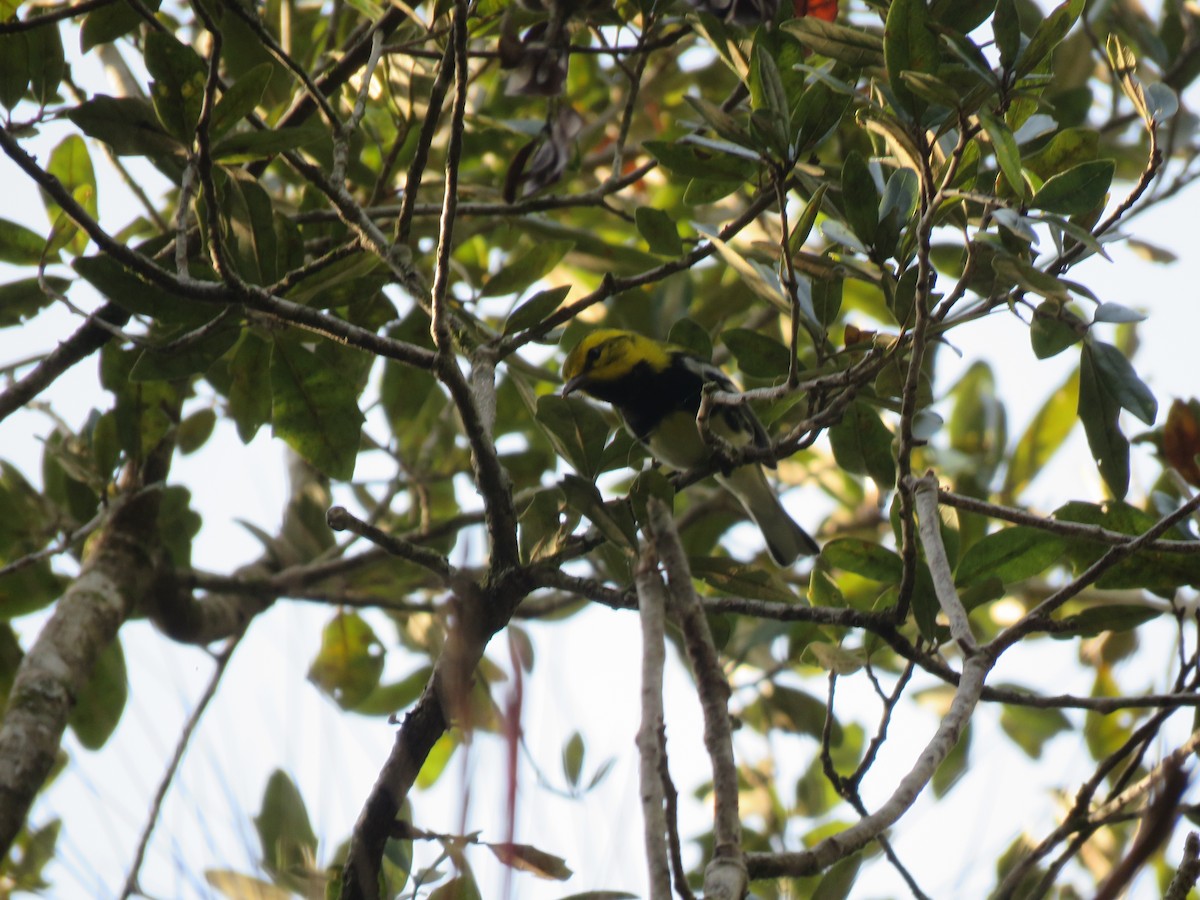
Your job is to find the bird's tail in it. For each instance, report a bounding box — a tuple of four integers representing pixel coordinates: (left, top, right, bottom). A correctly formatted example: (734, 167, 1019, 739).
(717, 466, 819, 566)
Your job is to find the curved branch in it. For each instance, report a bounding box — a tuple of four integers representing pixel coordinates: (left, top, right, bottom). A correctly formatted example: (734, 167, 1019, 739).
(0, 302, 129, 425)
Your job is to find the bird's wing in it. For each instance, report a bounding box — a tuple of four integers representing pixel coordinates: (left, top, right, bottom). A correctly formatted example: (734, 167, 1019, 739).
(676, 353, 775, 459)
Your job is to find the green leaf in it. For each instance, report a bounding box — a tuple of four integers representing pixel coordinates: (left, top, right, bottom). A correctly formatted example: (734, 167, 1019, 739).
(722, 328, 791, 379)
(353, 665, 433, 717)
(270, 337, 364, 480)
(562, 731, 585, 788)
(1031, 160, 1115, 215)
(417, 732, 459, 789)
(978, 111, 1026, 199)
(1055, 500, 1200, 591)
(682, 177, 742, 206)
(519, 488, 567, 564)
(947, 361, 1005, 483)
(3, 816, 60, 893)
(806, 641, 866, 674)
(481, 240, 574, 298)
(684, 95, 751, 148)
(210, 63, 273, 138)
(1078, 342, 1130, 499)
(643, 140, 754, 181)
(282, 248, 388, 309)
(781, 18, 885, 68)
(536, 395, 612, 480)
(1051, 604, 1160, 638)
(635, 207, 682, 257)
(1003, 370, 1078, 498)
(217, 171, 292, 284)
(26, 24, 65, 107)
(226, 330, 273, 443)
(0, 33, 30, 109)
(789, 183, 829, 255)
(628, 468, 676, 532)
(74, 254, 209, 325)
(689, 556, 796, 603)
(0, 218, 53, 265)
(1087, 340, 1157, 425)
(820, 218, 868, 255)
(883, 0, 939, 118)
(899, 70, 963, 109)
(1016, 0, 1085, 80)
(0, 562, 66, 619)
(812, 852, 862, 900)
(145, 30, 208, 142)
(821, 538, 903, 582)
(130, 318, 241, 381)
(157, 485, 201, 567)
(875, 167, 919, 257)
(999, 704, 1071, 758)
(68, 637, 127, 750)
(66, 95, 180, 157)
(795, 79, 853, 153)
(827, 401, 896, 489)
(745, 685, 840, 741)
(1023, 127, 1100, 181)
(955, 526, 1066, 587)
(210, 121, 327, 163)
(840, 151, 879, 246)
(504, 285, 571, 336)
(929, 0, 997, 35)
(0, 277, 67, 328)
(667, 319, 713, 359)
(429, 874, 483, 900)
(100, 346, 182, 456)
(992, 255, 1071, 300)
(255, 770, 318, 887)
(80, 0, 162, 51)
(697, 226, 786, 308)
(45, 135, 98, 256)
(559, 474, 638, 551)
(938, 28, 997, 84)
(991, 0, 1021, 68)
(307, 612, 385, 709)
(749, 41, 790, 153)
(1029, 299, 1086, 359)
(177, 408, 217, 454)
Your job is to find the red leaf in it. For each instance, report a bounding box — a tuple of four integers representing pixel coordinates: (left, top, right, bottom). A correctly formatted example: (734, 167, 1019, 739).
(794, 0, 838, 21)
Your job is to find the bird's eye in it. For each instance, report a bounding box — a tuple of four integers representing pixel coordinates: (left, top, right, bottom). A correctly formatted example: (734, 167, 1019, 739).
(586, 346, 602, 364)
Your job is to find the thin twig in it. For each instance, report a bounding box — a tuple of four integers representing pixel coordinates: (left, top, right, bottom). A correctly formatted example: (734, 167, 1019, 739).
(326, 506, 454, 584)
(120, 628, 247, 900)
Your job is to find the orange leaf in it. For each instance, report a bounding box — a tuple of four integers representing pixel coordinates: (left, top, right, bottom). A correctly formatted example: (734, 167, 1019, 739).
(794, 0, 838, 21)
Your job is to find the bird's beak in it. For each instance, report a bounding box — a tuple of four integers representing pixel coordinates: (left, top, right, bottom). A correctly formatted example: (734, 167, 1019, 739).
(562, 374, 586, 397)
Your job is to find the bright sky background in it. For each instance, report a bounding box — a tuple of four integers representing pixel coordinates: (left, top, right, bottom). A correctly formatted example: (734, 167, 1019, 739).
(3, 14, 1200, 900)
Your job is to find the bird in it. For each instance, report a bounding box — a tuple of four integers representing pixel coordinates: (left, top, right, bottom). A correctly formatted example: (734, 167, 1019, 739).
(560, 328, 818, 565)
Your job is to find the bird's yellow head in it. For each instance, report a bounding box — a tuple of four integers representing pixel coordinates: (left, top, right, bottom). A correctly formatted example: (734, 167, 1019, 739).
(561, 329, 671, 396)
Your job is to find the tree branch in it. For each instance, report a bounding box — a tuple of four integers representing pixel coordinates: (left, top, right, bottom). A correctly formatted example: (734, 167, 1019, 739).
(0, 434, 175, 857)
(646, 500, 746, 900)
(634, 543, 673, 900)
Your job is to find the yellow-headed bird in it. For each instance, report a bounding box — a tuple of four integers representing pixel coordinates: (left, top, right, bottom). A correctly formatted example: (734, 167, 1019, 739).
(561, 329, 818, 565)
